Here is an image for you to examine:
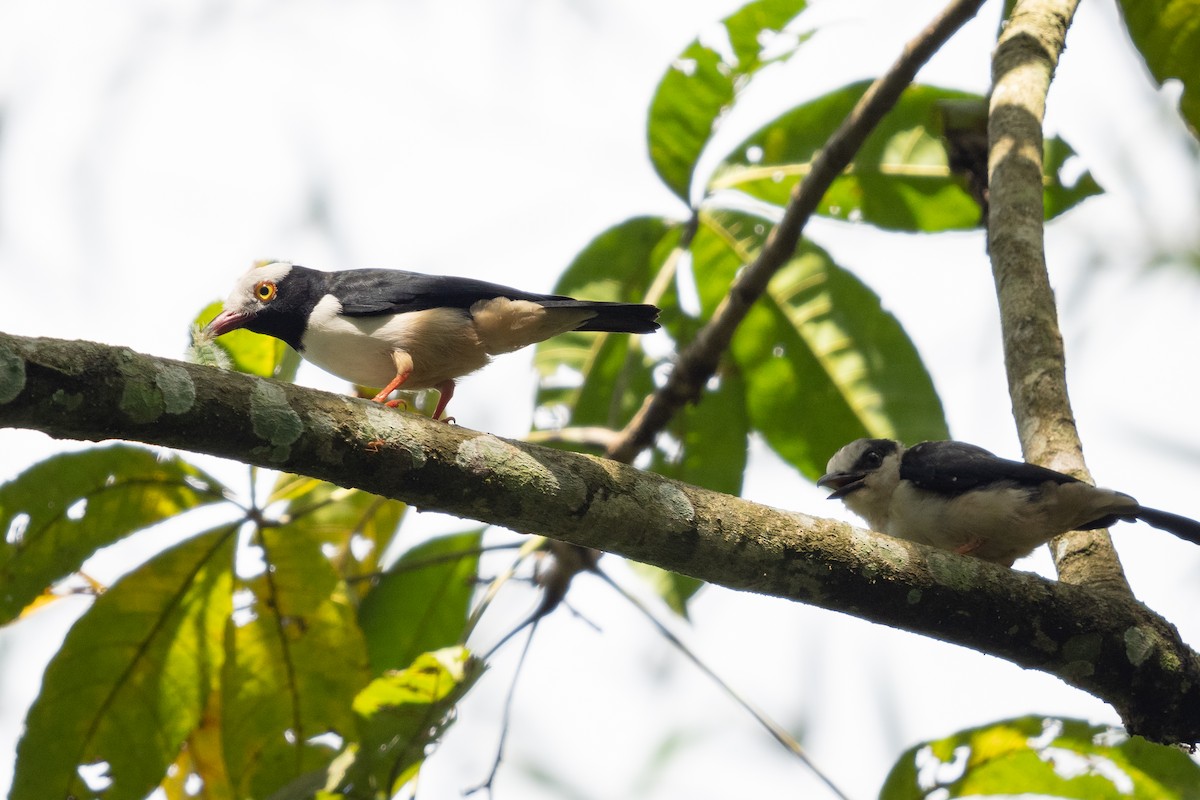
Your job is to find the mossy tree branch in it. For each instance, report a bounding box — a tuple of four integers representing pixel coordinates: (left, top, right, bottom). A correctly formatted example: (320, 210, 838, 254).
(0, 330, 1197, 743)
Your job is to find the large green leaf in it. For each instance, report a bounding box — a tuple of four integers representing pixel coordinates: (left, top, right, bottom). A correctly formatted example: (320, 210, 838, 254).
(358, 530, 482, 674)
(11, 526, 236, 800)
(0, 445, 226, 625)
(535, 216, 678, 432)
(647, 0, 809, 202)
(710, 82, 1101, 230)
(222, 525, 371, 800)
(880, 716, 1200, 799)
(1117, 0, 1200, 139)
(691, 209, 948, 478)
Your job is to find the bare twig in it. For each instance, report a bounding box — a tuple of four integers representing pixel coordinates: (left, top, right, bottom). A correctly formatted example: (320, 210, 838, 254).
(594, 567, 851, 800)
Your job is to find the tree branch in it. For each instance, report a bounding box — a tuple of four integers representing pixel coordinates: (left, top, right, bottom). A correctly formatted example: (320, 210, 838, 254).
(987, 0, 1131, 592)
(606, 0, 988, 464)
(1, 331, 1197, 744)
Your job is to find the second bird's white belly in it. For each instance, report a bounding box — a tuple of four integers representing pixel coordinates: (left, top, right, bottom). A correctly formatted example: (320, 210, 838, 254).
(888, 483, 1052, 563)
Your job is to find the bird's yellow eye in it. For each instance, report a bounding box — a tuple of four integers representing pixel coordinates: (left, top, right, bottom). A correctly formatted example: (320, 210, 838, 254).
(254, 281, 277, 302)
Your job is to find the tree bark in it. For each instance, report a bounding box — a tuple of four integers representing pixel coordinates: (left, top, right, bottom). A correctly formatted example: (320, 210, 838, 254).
(1, 330, 1197, 744)
(988, 0, 1131, 591)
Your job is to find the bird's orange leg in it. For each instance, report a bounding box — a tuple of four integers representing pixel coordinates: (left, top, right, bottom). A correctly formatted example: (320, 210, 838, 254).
(372, 351, 414, 407)
(430, 380, 456, 422)
(954, 538, 985, 556)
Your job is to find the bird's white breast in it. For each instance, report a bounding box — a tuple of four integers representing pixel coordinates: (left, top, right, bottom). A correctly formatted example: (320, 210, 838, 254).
(299, 295, 490, 390)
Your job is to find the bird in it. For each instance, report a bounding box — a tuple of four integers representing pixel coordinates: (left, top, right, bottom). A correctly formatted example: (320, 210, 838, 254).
(206, 261, 661, 421)
(817, 437, 1200, 566)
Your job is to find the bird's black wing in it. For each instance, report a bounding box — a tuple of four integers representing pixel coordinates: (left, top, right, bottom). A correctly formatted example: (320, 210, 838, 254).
(328, 268, 565, 317)
(900, 440, 1078, 496)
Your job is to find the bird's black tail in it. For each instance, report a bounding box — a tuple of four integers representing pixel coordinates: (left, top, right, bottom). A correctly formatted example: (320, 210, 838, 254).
(541, 300, 661, 334)
(1136, 506, 1200, 546)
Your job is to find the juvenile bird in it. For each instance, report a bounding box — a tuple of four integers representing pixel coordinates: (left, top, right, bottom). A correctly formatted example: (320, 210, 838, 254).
(817, 438, 1200, 566)
(207, 261, 660, 420)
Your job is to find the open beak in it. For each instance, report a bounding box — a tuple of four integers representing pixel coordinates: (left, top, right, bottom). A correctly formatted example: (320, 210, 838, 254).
(816, 471, 866, 500)
(207, 309, 252, 337)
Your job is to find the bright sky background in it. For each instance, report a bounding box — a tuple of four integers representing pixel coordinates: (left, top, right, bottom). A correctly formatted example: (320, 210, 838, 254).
(2, 0, 1199, 797)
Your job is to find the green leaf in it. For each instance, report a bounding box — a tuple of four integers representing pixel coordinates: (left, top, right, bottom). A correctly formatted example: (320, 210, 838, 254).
(0, 445, 226, 625)
(192, 300, 301, 381)
(1116, 0, 1200, 139)
(710, 82, 1101, 230)
(626, 563, 705, 618)
(358, 530, 482, 674)
(650, 356, 749, 496)
(341, 647, 482, 796)
(11, 526, 236, 800)
(692, 209, 948, 478)
(535, 216, 679, 432)
(223, 525, 371, 800)
(880, 716, 1200, 799)
(1043, 135, 1105, 221)
(647, 0, 809, 202)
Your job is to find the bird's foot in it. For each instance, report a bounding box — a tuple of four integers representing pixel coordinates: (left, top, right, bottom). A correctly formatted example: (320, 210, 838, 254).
(954, 538, 985, 556)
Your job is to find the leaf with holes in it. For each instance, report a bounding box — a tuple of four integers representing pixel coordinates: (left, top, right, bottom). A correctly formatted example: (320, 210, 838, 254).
(0, 445, 226, 625)
(11, 526, 235, 800)
(281, 479, 407, 583)
(880, 716, 1200, 799)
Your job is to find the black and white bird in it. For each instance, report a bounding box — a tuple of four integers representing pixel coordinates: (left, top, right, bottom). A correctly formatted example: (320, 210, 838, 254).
(207, 261, 660, 420)
(817, 438, 1200, 566)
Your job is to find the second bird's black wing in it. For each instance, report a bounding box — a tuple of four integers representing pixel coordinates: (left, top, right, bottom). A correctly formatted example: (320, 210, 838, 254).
(328, 268, 562, 317)
(900, 440, 1079, 496)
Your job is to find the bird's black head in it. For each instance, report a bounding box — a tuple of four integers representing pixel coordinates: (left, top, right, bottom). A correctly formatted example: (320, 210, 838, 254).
(817, 438, 900, 499)
(207, 262, 327, 351)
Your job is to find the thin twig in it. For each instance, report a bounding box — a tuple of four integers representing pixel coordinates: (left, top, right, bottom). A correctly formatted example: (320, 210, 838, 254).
(593, 567, 851, 800)
(464, 618, 540, 798)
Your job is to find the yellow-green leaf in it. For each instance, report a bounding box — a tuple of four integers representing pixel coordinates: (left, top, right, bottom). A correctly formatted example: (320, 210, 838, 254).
(191, 300, 301, 381)
(343, 647, 481, 796)
(11, 526, 236, 800)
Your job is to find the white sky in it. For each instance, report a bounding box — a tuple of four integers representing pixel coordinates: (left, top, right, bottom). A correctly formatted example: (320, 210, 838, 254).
(1, 0, 1199, 797)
